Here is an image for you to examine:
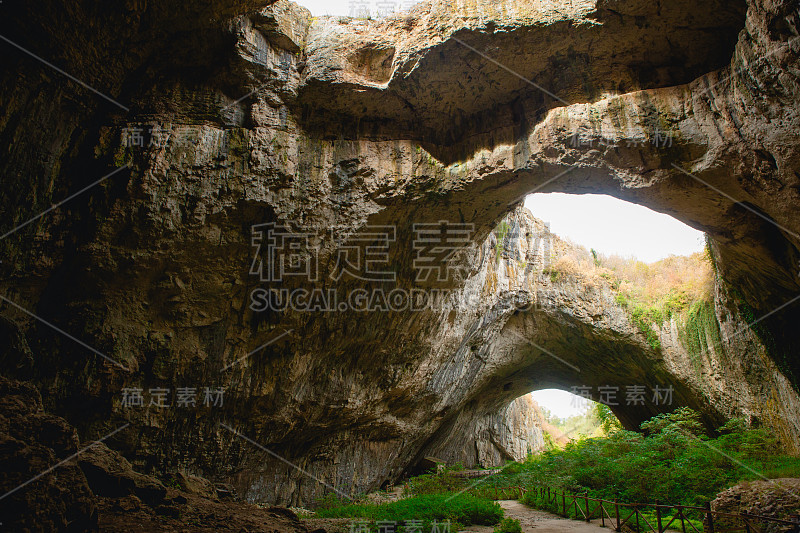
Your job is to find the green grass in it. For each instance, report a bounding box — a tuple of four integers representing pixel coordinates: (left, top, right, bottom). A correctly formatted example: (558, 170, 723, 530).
(314, 493, 503, 532)
(494, 518, 521, 533)
(405, 467, 470, 495)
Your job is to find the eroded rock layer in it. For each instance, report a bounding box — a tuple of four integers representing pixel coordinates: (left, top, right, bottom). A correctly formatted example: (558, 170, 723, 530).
(0, 0, 799, 509)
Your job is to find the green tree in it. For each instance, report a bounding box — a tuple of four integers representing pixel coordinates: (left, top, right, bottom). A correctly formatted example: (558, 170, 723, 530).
(640, 407, 705, 437)
(593, 403, 622, 433)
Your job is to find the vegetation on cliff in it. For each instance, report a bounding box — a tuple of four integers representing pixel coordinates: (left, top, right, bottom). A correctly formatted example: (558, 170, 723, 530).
(537, 403, 608, 443)
(544, 240, 716, 353)
(604, 253, 714, 351)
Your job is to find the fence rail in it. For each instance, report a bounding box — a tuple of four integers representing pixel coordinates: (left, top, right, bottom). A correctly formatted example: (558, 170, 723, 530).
(469, 485, 800, 533)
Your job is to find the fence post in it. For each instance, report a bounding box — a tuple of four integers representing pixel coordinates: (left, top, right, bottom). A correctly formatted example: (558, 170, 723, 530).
(656, 501, 662, 533)
(705, 502, 715, 533)
(635, 506, 640, 533)
(679, 506, 686, 533)
(743, 514, 751, 533)
(585, 494, 590, 522)
(562, 492, 566, 516)
(601, 500, 605, 527)
(615, 499, 621, 532)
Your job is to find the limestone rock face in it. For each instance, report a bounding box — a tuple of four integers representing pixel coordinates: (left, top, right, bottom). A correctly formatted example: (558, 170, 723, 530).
(299, 0, 747, 141)
(484, 395, 547, 466)
(175, 471, 219, 499)
(432, 394, 547, 468)
(711, 478, 800, 531)
(0, 377, 311, 531)
(0, 0, 799, 510)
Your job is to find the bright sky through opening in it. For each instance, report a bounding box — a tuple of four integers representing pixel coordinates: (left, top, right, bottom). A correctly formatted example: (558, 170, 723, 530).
(531, 389, 591, 419)
(524, 193, 705, 263)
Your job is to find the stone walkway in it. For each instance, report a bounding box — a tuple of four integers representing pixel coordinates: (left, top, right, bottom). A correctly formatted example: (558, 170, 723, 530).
(460, 500, 611, 533)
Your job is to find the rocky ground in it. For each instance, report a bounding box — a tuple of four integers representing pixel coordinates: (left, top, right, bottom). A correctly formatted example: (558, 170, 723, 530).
(98, 493, 311, 533)
(0, 374, 311, 532)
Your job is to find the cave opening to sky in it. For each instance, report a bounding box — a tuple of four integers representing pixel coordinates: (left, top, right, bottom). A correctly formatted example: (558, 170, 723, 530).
(523, 192, 706, 421)
(523, 193, 705, 264)
(530, 388, 592, 420)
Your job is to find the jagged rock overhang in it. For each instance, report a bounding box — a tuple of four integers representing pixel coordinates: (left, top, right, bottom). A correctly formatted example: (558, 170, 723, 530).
(296, 0, 748, 152)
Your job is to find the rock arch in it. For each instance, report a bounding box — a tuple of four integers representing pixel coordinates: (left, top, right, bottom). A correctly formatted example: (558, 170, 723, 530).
(0, 0, 798, 508)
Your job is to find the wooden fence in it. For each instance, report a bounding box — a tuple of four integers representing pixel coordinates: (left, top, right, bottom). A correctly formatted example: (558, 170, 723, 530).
(470, 485, 800, 533)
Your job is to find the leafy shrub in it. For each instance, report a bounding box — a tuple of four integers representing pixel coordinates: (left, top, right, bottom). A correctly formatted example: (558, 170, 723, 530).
(640, 407, 705, 437)
(494, 518, 521, 533)
(405, 467, 469, 495)
(592, 403, 623, 434)
(506, 408, 800, 511)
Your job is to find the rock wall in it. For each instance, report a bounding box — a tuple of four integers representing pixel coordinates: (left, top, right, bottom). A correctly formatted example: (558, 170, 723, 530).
(432, 394, 547, 468)
(0, 0, 799, 509)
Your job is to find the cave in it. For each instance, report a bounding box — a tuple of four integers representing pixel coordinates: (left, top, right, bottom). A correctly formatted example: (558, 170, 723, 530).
(1, 0, 799, 529)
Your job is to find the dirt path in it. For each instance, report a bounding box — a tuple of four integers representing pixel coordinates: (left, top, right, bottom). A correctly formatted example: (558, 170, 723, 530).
(460, 500, 610, 533)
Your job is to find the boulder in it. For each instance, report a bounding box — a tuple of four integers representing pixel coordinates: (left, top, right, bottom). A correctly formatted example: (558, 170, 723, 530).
(710, 479, 800, 533)
(176, 471, 218, 498)
(77, 442, 166, 505)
